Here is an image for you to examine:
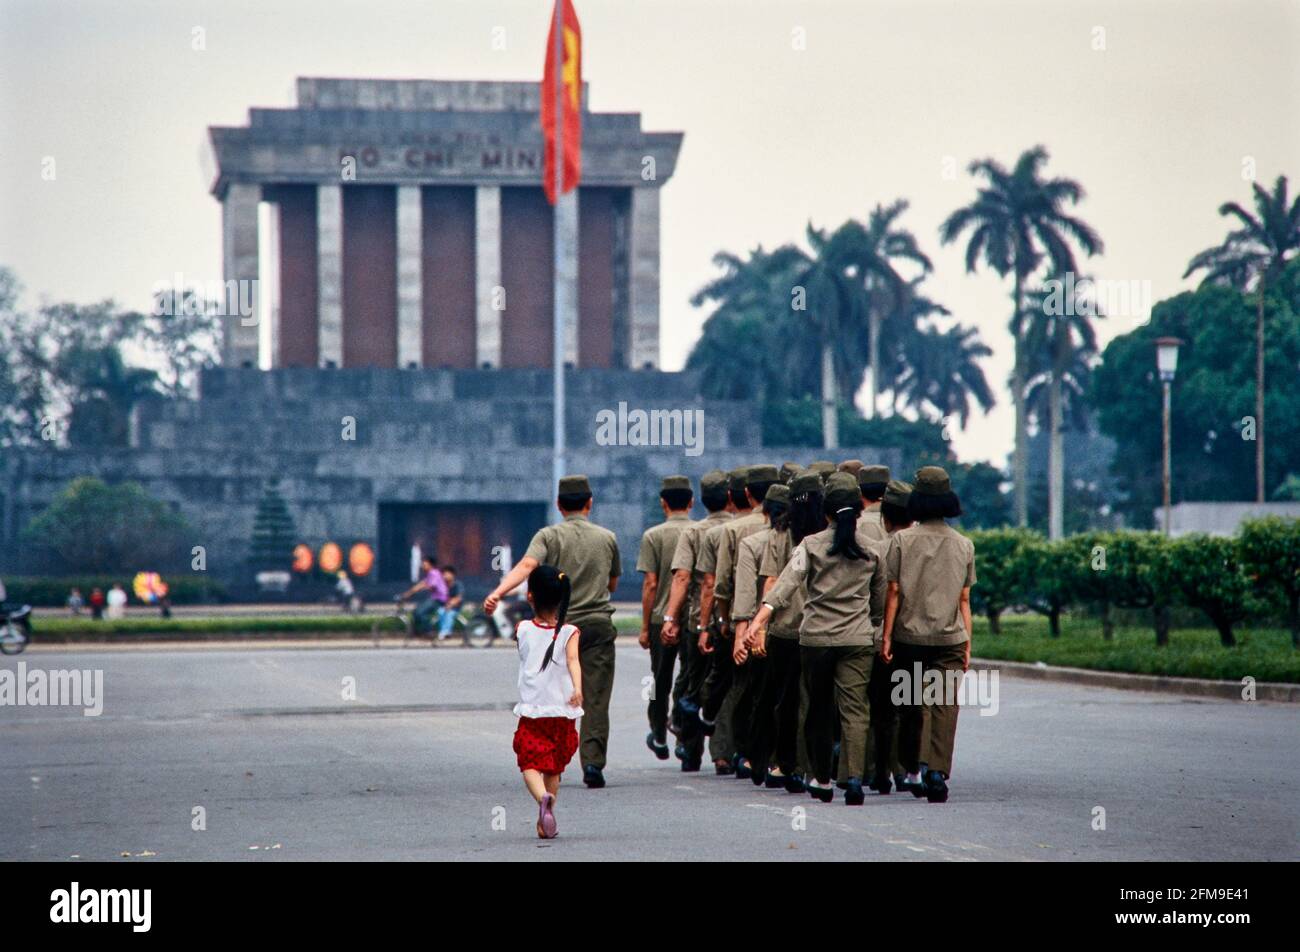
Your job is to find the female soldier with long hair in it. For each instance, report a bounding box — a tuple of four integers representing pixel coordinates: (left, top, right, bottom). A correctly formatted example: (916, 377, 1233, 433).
(748, 472, 887, 805)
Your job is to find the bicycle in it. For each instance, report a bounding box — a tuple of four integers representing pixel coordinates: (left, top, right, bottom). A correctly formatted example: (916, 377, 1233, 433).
(372, 598, 509, 649)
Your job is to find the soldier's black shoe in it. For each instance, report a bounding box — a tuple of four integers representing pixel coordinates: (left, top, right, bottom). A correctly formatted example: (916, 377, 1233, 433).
(750, 764, 766, 787)
(784, 773, 806, 794)
(868, 774, 892, 795)
(699, 712, 717, 737)
(734, 756, 753, 780)
(682, 756, 702, 772)
(646, 732, 670, 761)
(764, 770, 786, 789)
(674, 742, 687, 762)
(923, 769, 949, 804)
(714, 759, 735, 776)
(583, 765, 606, 788)
(807, 780, 834, 803)
(844, 777, 865, 806)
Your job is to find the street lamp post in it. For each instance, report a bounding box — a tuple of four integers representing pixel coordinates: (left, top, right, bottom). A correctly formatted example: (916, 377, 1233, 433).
(1155, 337, 1183, 537)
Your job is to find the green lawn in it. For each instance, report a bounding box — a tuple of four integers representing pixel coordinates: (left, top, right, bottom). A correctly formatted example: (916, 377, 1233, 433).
(973, 615, 1300, 683)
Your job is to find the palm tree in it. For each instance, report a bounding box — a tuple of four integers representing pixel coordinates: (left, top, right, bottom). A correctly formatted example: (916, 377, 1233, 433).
(794, 225, 867, 448)
(1185, 174, 1300, 502)
(940, 146, 1103, 526)
(881, 277, 950, 412)
(832, 201, 933, 418)
(897, 324, 995, 429)
(1023, 276, 1102, 539)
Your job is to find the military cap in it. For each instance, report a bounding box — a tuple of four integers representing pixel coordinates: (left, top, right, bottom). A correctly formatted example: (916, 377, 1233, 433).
(883, 479, 913, 508)
(807, 460, 836, 480)
(558, 474, 591, 495)
(764, 483, 791, 505)
(699, 469, 729, 494)
(661, 475, 692, 493)
(837, 459, 865, 475)
(824, 472, 862, 511)
(857, 464, 891, 487)
(746, 464, 780, 485)
(779, 461, 801, 484)
(913, 465, 952, 496)
(789, 470, 823, 497)
(728, 468, 749, 491)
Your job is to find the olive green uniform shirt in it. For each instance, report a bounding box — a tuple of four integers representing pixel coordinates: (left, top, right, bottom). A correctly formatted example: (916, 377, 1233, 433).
(524, 513, 622, 639)
(636, 512, 695, 624)
(765, 523, 887, 648)
(669, 510, 732, 632)
(858, 506, 887, 544)
(712, 511, 768, 603)
(758, 529, 803, 639)
(883, 520, 976, 646)
(729, 527, 771, 623)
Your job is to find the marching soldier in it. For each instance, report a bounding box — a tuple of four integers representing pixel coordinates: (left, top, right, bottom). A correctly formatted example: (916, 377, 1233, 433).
(857, 464, 891, 544)
(749, 472, 886, 806)
(485, 475, 621, 790)
(662, 470, 732, 771)
(707, 464, 779, 776)
(695, 467, 753, 774)
(881, 466, 975, 804)
(728, 482, 790, 785)
(636, 475, 695, 761)
(864, 478, 914, 794)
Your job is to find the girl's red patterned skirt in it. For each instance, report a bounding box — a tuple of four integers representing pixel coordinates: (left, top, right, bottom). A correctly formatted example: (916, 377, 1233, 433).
(513, 716, 579, 774)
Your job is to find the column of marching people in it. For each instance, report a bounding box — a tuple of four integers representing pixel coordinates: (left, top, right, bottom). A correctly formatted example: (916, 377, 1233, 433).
(487, 462, 976, 838)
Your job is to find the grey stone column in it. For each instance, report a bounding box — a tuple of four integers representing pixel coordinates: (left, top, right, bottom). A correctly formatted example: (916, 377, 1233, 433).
(220, 183, 261, 367)
(396, 185, 423, 368)
(474, 185, 502, 368)
(628, 186, 660, 369)
(317, 184, 344, 367)
(555, 189, 579, 366)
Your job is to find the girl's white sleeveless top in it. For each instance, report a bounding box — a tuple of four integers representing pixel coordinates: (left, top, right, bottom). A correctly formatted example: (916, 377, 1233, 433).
(514, 620, 584, 719)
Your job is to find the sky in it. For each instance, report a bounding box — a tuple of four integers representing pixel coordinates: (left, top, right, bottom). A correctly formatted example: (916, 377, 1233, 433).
(1, 0, 1297, 464)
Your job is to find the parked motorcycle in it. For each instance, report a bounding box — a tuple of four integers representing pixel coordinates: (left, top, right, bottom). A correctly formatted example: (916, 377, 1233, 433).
(0, 604, 32, 655)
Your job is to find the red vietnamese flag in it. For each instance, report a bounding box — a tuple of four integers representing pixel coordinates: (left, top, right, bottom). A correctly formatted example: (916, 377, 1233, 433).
(541, 0, 581, 205)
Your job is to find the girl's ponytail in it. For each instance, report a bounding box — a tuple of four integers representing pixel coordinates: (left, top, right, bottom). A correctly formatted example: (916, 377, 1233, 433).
(827, 506, 867, 561)
(539, 570, 572, 672)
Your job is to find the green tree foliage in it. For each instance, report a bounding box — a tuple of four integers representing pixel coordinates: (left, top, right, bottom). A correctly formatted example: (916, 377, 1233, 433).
(1237, 517, 1300, 648)
(939, 146, 1103, 527)
(1091, 269, 1300, 526)
(249, 480, 297, 571)
(0, 267, 221, 448)
(1184, 175, 1300, 503)
(967, 528, 1036, 632)
(19, 476, 192, 574)
(1017, 534, 1079, 636)
(1160, 535, 1253, 648)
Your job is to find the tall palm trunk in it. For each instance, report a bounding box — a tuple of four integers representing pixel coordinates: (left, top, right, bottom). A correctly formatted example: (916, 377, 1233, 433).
(1255, 286, 1266, 502)
(1048, 323, 1067, 540)
(1011, 272, 1028, 527)
(867, 306, 879, 419)
(821, 341, 838, 450)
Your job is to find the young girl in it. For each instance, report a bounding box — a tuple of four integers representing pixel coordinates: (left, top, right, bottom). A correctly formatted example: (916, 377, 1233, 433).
(512, 565, 584, 839)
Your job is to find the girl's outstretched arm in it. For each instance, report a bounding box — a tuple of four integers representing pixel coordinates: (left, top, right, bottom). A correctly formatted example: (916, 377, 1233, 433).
(566, 628, 583, 708)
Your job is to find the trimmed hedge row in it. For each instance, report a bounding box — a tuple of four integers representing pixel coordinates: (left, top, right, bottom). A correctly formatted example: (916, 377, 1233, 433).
(967, 517, 1300, 649)
(1, 576, 229, 608)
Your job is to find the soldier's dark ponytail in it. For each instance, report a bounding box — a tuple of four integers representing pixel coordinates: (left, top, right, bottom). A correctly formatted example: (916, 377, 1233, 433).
(529, 565, 572, 672)
(826, 505, 868, 561)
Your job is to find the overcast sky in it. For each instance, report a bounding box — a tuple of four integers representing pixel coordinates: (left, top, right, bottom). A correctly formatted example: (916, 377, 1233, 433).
(2, 0, 1297, 464)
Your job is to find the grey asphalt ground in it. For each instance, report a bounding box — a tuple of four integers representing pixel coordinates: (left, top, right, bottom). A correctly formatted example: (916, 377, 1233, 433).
(2, 643, 1296, 861)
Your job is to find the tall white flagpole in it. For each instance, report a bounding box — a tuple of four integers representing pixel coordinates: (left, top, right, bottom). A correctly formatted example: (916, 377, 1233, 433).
(550, 0, 567, 523)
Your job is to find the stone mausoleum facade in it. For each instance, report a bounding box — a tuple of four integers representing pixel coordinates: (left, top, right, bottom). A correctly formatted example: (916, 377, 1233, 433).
(1, 79, 896, 597)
